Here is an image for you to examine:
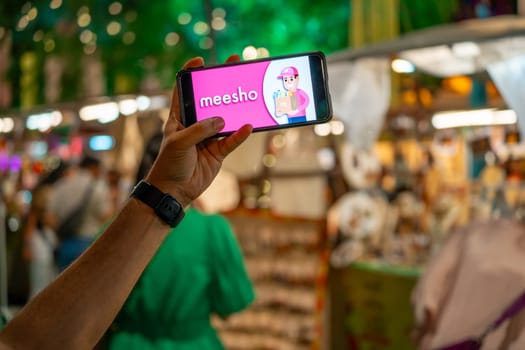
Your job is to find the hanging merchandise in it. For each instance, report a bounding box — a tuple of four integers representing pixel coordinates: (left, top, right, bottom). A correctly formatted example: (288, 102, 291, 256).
(487, 55, 525, 141)
(215, 211, 327, 350)
(384, 190, 428, 266)
(479, 151, 505, 201)
(340, 142, 382, 190)
(20, 52, 39, 108)
(82, 56, 106, 98)
(44, 55, 64, 104)
(328, 142, 393, 266)
(327, 58, 390, 150)
(0, 32, 12, 109)
(329, 190, 389, 267)
(350, 0, 399, 47)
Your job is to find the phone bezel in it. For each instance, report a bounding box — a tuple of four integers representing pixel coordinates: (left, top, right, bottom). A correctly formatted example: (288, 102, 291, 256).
(176, 51, 332, 137)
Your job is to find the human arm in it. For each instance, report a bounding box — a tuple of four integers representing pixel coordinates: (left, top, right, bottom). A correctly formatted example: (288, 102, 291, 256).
(0, 56, 252, 350)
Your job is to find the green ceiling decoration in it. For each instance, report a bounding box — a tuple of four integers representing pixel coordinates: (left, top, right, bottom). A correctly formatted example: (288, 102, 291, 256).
(2, 0, 514, 110)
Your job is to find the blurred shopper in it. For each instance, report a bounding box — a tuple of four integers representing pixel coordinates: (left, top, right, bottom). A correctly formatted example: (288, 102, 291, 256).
(46, 155, 113, 271)
(412, 218, 525, 349)
(105, 132, 255, 350)
(107, 168, 133, 214)
(22, 161, 70, 298)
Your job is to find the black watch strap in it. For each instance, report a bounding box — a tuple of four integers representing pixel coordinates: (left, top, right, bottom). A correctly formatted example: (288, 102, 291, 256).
(131, 180, 185, 227)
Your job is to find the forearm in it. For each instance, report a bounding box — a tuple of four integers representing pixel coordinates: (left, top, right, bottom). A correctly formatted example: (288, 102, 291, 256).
(0, 198, 171, 350)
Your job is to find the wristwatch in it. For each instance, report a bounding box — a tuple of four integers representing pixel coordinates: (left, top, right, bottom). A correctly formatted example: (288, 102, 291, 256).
(131, 180, 185, 227)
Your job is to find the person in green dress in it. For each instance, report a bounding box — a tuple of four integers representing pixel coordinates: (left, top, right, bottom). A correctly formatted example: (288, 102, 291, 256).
(106, 131, 254, 350)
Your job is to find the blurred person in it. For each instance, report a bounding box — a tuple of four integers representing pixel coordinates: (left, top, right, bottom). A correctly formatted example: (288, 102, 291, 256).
(22, 161, 70, 298)
(412, 218, 525, 349)
(46, 155, 113, 271)
(105, 131, 254, 350)
(107, 168, 132, 214)
(0, 185, 9, 324)
(0, 55, 253, 350)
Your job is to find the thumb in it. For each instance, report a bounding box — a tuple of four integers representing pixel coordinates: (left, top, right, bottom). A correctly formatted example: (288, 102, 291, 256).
(174, 117, 226, 148)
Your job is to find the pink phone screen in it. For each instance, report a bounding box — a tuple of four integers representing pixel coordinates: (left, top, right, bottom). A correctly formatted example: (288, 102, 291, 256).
(190, 56, 316, 132)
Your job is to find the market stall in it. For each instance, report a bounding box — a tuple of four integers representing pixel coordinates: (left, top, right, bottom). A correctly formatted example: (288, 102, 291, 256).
(325, 14, 525, 349)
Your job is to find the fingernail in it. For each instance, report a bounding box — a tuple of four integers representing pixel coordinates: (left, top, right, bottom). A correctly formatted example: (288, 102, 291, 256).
(205, 117, 225, 130)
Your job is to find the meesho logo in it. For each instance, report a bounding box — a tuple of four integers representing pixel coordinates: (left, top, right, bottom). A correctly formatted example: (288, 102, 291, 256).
(199, 86, 258, 108)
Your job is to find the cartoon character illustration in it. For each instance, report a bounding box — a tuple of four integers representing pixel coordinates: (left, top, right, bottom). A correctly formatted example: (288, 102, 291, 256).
(274, 66, 310, 124)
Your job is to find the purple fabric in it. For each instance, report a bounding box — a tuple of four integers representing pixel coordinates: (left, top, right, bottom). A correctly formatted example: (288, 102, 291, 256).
(490, 291, 525, 330)
(436, 291, 525, 350)
(438, 339, 481, 350)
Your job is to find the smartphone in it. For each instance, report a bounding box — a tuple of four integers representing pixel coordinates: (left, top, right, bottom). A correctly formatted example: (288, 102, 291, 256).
(176, 51, 332, 137)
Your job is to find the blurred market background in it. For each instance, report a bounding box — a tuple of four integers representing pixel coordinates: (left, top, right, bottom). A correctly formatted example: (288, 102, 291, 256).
(1, 0, 514, 107)
(2, 1, 525, 350)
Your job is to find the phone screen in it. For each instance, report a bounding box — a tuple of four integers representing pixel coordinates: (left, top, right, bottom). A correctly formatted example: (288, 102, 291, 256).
(177, 52, 332, 135)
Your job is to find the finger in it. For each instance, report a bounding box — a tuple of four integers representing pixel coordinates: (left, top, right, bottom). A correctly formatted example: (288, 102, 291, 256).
(175, 117, 226, 149)
(215, 124, 253, 160)
(168, 57, 205, 129)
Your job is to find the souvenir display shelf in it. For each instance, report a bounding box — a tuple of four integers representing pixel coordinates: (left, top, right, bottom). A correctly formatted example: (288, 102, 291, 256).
(329, 261, 420, 350)
(214, 208, 328, 350)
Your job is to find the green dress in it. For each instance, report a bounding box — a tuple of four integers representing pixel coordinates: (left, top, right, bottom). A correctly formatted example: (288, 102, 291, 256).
(107, 208, 254, 350)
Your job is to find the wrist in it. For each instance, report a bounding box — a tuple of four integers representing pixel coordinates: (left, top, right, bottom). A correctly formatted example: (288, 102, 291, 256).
(143, 177, 192, 208)
(131, 180, 186, 228)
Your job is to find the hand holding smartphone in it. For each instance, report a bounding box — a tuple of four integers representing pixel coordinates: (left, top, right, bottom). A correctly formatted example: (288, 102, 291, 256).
(176, 51, 333, 137)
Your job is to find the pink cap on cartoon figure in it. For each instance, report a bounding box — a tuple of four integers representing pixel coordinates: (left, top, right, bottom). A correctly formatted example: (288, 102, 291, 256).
(277, 66, 298, 78)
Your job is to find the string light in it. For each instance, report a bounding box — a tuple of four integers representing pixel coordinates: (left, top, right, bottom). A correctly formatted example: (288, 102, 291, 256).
(107, 21, 121, 36)
(50, 0, 62, 10)
(314, 123, 331, 136)
(27, 7, 38, 21)
(44, 39, 55, 52)
(80, 30, 94, 44)
(108, 2, 123, 15)
(242, 46, 257, 60)
(178, 13, 191, 25)
(0, 117, 14, 133)
(123, 31, 135, 44)
(212, 8, 226, 18)
(16, 16, 29, 31)
(33, 30, 44, 42)
(257, 47, 270, 58)
(77, 13, 91, 27)
(165, 32, 180, 46)
(193, 21, 209, 35)
(211, 17, 226, 31)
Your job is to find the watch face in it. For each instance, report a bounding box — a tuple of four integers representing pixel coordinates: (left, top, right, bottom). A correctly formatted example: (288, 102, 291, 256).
(155, 194, 184, 227)
(132, 180, 185, 227)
